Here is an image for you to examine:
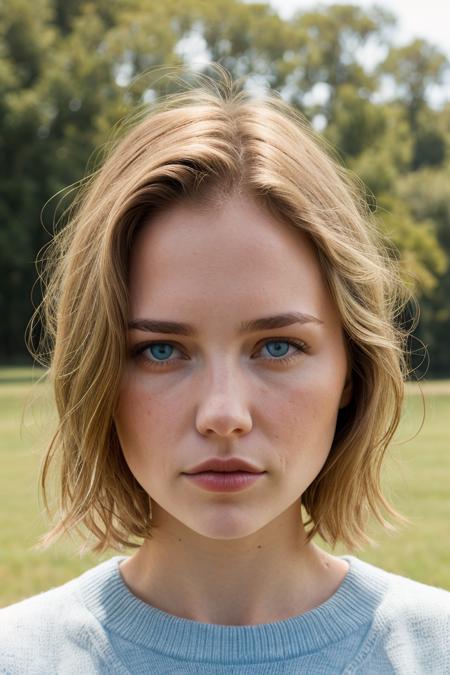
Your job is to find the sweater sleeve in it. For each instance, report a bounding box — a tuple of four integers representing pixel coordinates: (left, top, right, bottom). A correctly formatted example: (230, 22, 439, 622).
(346, 573, 450, 675)
(0, 586, 127, 675)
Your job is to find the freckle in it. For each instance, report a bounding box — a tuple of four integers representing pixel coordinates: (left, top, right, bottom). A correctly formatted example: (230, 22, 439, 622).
(257, 545, 262, 549)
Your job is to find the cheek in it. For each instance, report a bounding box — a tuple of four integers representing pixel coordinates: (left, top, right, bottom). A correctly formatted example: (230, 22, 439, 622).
(116, 369, 177, 432)
(264, 368, 342, 470)
(114, 375, 188, 485)
(114, 382, 160, 471)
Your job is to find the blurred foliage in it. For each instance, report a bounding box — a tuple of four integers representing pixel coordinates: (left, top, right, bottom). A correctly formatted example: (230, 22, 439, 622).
(0, 0, 449, 375)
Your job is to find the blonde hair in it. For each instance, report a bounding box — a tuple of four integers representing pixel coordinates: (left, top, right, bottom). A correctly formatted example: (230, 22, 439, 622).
(29, 66, 411, 553)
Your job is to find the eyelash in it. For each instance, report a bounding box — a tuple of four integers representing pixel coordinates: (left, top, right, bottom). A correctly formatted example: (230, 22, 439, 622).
(130, 338, 309, 369)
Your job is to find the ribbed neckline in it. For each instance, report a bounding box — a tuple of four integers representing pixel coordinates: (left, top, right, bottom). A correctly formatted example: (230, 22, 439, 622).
(75, 554, 388, 664)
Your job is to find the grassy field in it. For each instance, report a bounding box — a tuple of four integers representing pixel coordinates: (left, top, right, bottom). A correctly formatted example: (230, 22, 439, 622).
(1, 366, 449, 607)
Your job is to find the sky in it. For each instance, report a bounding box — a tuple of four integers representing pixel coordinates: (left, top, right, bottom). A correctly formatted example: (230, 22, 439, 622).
(267, 0, 450, 58)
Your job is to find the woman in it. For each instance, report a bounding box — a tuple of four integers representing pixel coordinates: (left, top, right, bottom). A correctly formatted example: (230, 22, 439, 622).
(1, 68, 449, 674)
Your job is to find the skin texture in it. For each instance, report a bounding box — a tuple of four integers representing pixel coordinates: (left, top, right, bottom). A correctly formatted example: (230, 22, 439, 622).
(114, 192, 353, 625)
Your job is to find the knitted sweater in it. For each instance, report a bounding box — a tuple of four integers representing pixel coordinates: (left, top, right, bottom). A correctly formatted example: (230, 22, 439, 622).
(0, 555, 449, 674)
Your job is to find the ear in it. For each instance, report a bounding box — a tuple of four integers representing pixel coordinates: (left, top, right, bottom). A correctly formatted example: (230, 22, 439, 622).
(339, 376, 353, 409)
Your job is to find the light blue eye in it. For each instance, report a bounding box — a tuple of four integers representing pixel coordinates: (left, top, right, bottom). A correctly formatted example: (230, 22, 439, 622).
(149, 343, 174, 361)
(264, 341, 290, 358)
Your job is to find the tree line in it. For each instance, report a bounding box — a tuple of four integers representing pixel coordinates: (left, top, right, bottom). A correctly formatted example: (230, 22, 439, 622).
(1, 0, 449, 376)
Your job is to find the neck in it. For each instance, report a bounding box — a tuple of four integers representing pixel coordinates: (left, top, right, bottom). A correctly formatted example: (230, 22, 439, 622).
(119, 501, 349, 625)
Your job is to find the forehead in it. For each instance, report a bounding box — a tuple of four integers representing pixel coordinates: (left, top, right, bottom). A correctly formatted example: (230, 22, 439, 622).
(128, 194, 331, 319)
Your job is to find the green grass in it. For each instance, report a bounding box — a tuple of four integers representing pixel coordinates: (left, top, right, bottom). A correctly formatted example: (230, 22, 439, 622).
(323, 390, 450, 586)
(1, 366, 449, 606)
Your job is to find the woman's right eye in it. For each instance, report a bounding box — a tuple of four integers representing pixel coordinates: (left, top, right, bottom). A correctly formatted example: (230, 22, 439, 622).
(131, 342, 183, 367)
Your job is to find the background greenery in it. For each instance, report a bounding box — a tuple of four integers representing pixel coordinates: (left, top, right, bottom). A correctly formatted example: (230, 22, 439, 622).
(1, 1, 449, 606)
(1, 367, 449, 606)
(0, 0, 449, 374)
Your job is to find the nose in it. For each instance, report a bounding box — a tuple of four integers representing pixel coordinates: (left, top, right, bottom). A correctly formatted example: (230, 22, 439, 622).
(195, 361, 253, 438)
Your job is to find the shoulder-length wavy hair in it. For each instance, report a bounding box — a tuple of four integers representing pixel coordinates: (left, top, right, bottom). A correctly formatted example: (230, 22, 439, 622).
(29, 66, 412, 554)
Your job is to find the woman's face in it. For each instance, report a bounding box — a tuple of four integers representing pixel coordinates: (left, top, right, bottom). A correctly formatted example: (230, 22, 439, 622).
(114, 193, 352, 540)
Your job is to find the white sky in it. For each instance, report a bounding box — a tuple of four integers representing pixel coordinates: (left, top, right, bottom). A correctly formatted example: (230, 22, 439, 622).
(266, 0, 450, 57)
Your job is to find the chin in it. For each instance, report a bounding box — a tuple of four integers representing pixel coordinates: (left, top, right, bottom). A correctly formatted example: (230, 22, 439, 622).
(183, 512, 269, 541)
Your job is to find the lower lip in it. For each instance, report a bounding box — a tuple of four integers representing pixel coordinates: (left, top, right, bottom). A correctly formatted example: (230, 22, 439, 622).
(183, 471, 265, 492)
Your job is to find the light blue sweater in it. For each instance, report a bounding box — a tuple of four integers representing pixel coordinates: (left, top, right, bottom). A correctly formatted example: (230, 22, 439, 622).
(0, 555, 449, 674)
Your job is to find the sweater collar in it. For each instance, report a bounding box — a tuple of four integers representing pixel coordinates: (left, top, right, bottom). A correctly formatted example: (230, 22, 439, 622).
(76, 554, 388, 663)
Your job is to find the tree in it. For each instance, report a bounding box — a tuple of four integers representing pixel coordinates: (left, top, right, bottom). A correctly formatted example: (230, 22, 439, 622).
(379, 38, 449, 128)
(396, 168, 450, 375)
(0, 0, 57, 358)
(1, 0, 449, 374)
(283, 4, 396, 115)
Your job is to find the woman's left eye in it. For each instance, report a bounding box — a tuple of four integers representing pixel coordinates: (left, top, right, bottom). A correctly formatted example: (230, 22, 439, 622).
(259, 339, 307, 363)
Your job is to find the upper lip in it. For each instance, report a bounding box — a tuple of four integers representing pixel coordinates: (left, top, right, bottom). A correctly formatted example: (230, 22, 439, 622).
(183, 458, 265, 474)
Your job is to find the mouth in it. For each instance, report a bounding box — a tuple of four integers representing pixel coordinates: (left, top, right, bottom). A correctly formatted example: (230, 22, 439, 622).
(183, 470, 266, 475)
(182, 470, 265, 492)
(190, 470, 266, 476)
(183, 457, 265, 475)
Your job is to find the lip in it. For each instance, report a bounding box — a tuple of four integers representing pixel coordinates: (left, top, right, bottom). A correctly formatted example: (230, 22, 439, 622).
(183, 471, 264, 492)
(183, 457, 265, 474)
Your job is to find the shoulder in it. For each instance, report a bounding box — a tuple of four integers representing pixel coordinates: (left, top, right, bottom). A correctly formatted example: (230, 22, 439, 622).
(346, 557, 450, 674)
(0, 558, 121, 674)
(347, 555, 450, 622)
(379, 565, 450, 626)
(1, 576, 83, 629)
(0, 584, 74, 673)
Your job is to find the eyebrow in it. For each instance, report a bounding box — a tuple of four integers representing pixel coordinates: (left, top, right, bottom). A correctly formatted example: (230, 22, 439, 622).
(127, 312, 323, 336)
